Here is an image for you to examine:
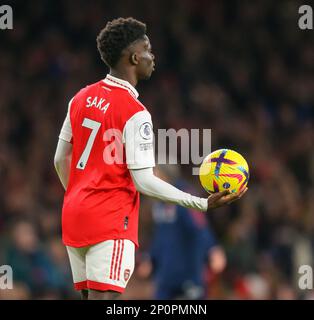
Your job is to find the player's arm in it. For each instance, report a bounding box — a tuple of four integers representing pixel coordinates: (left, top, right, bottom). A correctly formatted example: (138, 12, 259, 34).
(131, 169, 246, 211)
(54, 99, 73, 190)
(54, 139, 72, 190)
(124, 110, 246, 212)
(130, 168, 208, 211)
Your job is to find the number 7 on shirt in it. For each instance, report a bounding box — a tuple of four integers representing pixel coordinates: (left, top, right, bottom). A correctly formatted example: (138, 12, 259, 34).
(76, 118, 101, 170)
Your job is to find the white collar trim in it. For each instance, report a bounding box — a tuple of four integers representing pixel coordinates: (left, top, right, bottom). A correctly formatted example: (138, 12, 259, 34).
(103, 74, 139, 98)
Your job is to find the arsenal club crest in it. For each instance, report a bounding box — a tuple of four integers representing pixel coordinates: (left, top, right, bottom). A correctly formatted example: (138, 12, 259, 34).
(124, 269, 131, 281)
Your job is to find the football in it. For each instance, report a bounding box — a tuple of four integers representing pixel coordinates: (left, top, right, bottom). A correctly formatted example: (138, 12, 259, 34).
(199, 149, 249, 194)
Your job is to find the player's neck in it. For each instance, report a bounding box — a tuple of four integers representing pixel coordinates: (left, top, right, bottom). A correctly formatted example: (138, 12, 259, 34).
(109, 69, 137, 88)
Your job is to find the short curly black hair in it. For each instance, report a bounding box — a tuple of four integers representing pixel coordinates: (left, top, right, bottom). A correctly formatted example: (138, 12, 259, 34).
(96, 17, 147, 68)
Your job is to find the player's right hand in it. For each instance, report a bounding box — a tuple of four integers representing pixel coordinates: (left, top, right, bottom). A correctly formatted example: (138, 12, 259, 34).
(207, 187, 248, 210)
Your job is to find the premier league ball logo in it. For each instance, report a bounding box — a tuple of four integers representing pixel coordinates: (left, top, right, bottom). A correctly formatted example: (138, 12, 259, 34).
(139, 122, 153, 140)
(143, 124, 151, 136)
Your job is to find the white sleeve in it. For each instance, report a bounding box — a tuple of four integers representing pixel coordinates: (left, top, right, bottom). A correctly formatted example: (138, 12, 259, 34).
(59, 98, 74, 143)
(54, 138, 73, 190)
(123, 110, 155, 169)
(130, 168, 208, 212)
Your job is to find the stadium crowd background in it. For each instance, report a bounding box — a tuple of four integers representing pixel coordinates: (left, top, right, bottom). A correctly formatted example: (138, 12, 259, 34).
(0, 0, 313, 299)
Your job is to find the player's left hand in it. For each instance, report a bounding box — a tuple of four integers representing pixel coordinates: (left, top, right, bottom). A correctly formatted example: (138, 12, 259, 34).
(207, 187, 248, 210)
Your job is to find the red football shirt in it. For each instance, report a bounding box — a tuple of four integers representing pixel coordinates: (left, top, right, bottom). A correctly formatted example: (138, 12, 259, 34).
(59, 75, 155, 248)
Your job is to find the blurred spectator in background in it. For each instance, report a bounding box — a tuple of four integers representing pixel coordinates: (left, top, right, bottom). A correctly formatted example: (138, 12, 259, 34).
(1, 220, 74, 299)
(137, 165, 226, 299)
(4, 220, 57, 297)
(0, 282, 31, 300)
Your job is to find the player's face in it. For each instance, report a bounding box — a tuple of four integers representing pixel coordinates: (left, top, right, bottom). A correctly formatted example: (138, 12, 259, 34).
(135, 35, 155, 80)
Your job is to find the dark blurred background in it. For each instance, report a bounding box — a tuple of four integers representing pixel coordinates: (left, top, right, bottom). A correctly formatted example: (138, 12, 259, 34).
(0, 0, 313, 299)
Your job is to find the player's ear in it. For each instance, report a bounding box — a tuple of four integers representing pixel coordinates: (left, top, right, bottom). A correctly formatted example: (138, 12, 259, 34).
(130, 52, 139, 65)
